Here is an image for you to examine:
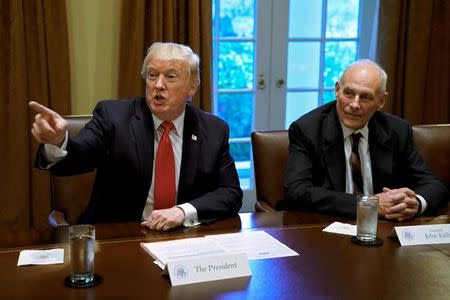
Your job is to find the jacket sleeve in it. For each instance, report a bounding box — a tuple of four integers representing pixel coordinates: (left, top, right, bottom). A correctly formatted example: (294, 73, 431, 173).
(283, 122, 358, 217)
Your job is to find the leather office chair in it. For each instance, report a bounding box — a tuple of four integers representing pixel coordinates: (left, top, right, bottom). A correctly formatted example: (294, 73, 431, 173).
(251, 124, 450, 213)
(48, 115, 95, 228)
(412, 124, 450, 186)
(251, 130, 289, 212)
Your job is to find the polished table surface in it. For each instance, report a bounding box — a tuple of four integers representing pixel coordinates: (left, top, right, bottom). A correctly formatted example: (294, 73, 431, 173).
(1, 211, 449, 299)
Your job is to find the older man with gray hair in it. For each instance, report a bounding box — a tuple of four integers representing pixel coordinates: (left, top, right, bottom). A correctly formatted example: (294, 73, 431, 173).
(29, 42, 242, 230)
(283, 59, 448, 221)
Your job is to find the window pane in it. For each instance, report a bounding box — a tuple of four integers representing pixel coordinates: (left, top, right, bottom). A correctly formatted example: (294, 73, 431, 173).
(217, 92, 253, 138)
(287, 42, 320, 88)
(323, 90, 336, 104)
(289, 0, 322, 38)
(285, 92, 318, 128)
(326, 0, 359, 38)
(220, 0, 255, 38)
(323, 41, 356, 88)
(232, 143, 251, 189)
(218, 42, 254, 89)
(230, 141, 251, 161)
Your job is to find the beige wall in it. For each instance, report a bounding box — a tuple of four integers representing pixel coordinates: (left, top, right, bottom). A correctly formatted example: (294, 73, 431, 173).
(66, 0, 122, 114)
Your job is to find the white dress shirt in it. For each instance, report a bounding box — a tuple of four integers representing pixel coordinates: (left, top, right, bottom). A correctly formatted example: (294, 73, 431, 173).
(43, 111, 200, 226)
(142, 112, 200, 226)
(341, 123, 373, 195)
(340, 122, 426, 214)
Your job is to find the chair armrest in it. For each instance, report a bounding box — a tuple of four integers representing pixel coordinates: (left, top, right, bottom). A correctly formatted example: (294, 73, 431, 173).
(48, 210, 70, 243)
(48, 210, 69, 228)
(255, 201, 276, 212)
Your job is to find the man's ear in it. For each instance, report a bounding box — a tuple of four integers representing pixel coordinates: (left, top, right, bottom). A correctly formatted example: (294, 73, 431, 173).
(378, 92, 388, 110)
(334, 81, 341, 97)
(187, 81, 198, 97)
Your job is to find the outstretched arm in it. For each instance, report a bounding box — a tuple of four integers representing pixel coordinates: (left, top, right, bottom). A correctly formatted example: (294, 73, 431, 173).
(29, 101, 67, 146)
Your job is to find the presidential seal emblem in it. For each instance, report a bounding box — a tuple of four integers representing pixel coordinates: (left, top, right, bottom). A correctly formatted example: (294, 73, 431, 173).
(174, 265, 188, 279)
(401, 230, 415, 241)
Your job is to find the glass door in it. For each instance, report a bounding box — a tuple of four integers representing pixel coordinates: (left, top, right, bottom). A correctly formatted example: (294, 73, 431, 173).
(212, 0, 378, 211)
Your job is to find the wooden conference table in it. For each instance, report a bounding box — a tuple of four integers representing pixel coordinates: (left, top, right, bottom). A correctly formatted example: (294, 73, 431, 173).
(1, 211, 449, 299)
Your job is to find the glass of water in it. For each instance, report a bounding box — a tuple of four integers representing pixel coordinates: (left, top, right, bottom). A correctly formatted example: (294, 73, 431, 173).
(356, 195, 379, 242)
(69, 224, 95, 285)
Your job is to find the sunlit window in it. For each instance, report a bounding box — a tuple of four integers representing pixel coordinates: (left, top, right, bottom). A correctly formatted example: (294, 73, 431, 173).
(212, 0, 370, 190)
(212, 0, 256, 189)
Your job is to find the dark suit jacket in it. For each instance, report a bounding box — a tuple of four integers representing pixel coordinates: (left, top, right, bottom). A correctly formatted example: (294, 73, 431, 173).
(37, 97, 243, 223)
(283, 101, 449, 217)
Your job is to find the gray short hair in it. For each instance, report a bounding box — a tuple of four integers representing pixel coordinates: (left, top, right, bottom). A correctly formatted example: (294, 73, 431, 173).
(141, 42, 200, 87)
(339, 59, 388, 94)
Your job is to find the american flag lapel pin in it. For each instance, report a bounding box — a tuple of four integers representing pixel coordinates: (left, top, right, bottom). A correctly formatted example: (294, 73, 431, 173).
(191, 134, 197, 141)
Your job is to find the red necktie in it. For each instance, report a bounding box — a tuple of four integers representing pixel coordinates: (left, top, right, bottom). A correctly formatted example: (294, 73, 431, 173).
(351, 133, 364, 195)
(154, 121, 176, 209)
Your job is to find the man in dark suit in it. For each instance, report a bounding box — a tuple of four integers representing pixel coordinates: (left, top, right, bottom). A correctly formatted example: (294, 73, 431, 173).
(284, 59, 448, 221)
(29, 42, 242, 231)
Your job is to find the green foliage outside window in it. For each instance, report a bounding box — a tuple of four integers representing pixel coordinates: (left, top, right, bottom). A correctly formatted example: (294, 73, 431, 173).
(213, 0, 362, 184)
(218, 93, 253, 139)
(323, 42, 357, 88)
(218, 42, 254, 90)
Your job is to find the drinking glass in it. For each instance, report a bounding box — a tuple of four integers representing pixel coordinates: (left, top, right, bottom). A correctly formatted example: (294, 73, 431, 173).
(356, 195, 379, 242)
(69, 224, 95, 285)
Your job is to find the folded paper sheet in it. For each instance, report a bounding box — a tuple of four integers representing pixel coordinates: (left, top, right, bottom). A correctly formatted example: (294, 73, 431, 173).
(323, 222, 357, 236)
(17, 249, 64, 266)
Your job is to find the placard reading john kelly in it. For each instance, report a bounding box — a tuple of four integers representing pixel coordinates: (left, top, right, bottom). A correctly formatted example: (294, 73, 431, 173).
(167, 253, 251, 286)
(395, 224, 450, 246)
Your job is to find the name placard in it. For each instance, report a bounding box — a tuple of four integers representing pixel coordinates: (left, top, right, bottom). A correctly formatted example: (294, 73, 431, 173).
(166, 253, 251, 286)
(395, 224, 450, 246)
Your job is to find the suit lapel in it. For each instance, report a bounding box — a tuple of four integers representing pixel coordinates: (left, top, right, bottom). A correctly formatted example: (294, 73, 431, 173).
(323, 108, 346, 191)
(131, 98, 154, 191)
(178, 103, 200, 200)
(368, 117, 393, 193)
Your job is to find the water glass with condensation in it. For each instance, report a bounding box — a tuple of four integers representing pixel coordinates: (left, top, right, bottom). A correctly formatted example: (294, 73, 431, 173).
(69, 225, 95, 285)
(356, 195, 379, 242)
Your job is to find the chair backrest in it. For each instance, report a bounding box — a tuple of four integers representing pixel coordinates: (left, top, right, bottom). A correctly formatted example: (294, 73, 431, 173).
(412, 124, 450, 186)
(251, 124, 450, 211)
(251, 130, 289, 210)
(51, 115, 94, 224)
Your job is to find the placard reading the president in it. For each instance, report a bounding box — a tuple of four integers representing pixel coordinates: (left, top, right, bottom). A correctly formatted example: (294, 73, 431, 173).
(167, 253, 251, 286)
(395, 224, 450, 246)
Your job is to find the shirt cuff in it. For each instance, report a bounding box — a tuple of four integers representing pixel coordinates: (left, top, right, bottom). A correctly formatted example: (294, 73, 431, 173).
(416, 194, 427, 214)
(177, 203, 201, 227)
(43, 131, 68, 162)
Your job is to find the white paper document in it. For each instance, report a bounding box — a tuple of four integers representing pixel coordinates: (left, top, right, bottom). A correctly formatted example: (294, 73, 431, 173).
(323, 222, 357, 236)
(17, 248, 64, 266)
(141, 230, 298, 269)
(144, 237, 227, 269)
(204, 230, 298, 260)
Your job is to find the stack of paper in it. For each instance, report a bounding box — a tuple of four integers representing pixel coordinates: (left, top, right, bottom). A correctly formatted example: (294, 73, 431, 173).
(141, 230, 298, 269)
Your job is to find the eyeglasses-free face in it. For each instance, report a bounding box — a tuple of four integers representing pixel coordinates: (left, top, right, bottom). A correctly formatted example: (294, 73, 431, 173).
(145, 59, 197, 121)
